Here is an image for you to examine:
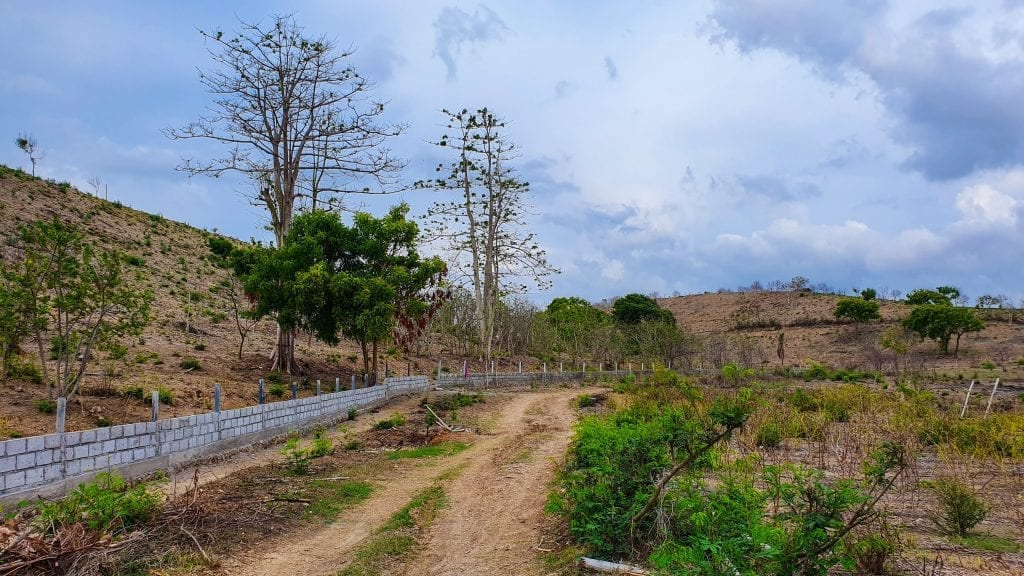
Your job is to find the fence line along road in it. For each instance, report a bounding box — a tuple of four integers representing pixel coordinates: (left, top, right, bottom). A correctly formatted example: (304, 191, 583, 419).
(0, 375, 428, 506)
(437, 369, 647, 389)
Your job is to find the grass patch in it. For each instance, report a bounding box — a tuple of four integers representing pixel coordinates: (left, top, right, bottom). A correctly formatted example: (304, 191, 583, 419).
(949, 533, 1022, 553)
(387, 441, 469, 460)
(373, 413, 406, 430)
(304, 479, 373, 522)
(338, 484, 449, 576)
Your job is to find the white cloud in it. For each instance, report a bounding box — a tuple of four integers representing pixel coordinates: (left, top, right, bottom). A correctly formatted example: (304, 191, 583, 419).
(955, 183, 1018, 226)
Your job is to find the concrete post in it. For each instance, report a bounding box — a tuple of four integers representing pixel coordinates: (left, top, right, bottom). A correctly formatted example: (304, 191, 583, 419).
(543, 362, 547, 373)
(363, 373, 369, 388)
(335, 377, 340, 393)
(583, 362, 586, 373)
(437, 358, 443, 381)
(518, 361, 522, 374)
(642, 362, 645, 371)
(316, 379, 321, 396)
(55, 397, 67, 434)
(291, 382, 298, 400)
(151, 391, 160, 421)
(258, 378, 266, 404)
(351, 374, 356, 390)
(214, 383, 221, 412)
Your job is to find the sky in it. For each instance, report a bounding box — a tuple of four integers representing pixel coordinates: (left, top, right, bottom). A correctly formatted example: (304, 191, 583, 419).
(3, 0, 1024, 305)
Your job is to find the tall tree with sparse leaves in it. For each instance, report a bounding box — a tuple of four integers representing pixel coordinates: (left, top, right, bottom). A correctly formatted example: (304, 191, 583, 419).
(423, 108, 557, 361)
(166, 15, 404, 373)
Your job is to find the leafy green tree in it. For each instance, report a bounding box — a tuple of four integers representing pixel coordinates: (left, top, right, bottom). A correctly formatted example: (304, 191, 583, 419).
(545, 297, 609, 364)
(834, 298, 881, 323)
(236, 205, 446, 377)
(0, 278, 30, 378)
(611, 293, 675, 326)
(905, 289, 951, 306)
(4, 219, 152, 399)
(859, 288, 876, 301)
(903, 303, 984, 358)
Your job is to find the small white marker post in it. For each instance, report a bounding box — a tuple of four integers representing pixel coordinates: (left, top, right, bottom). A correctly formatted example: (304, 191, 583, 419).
(214, 383, 221, 412)
(151, 391, 160, 421)
(960, 379, 976, 418)
(55, 397, 67, 434)
(984, 378, 1001, 418)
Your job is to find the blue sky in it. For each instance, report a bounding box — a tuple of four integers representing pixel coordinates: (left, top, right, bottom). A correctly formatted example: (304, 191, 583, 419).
(3, 1, 1024, 305)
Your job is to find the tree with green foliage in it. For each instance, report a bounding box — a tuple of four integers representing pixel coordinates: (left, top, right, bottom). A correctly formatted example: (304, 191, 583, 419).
(859, 287, 876, 301)
(167, 15, 404, 373)
(905, 288, 951, 306)
(834, 297, 881, 323)
(611, 293, 675, 326)
(235, 205, 446, 377)
(903, 302, 984, 358)
(0, 278, 30, 378)
(3, 219, 152, 399)
(545, 297, 610, 364)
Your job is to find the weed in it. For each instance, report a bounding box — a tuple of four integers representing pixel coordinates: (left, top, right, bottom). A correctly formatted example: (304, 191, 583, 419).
(309, 425, 334, 457)
(347, 407, 358, 421)
(981, 360, 996, 370)
(5, 356, 42, 384)
(304, 480, 372, 522)
(179, 357, 201, 370)
(928, 478, 989, 537)
(121, 386, 145, 400)
(36, 472, 160, 534)
(193, 342, 206, 351)
(373, 413, 407, 430)
(573, 394, 598, 409)
(281, 437, 310, 475)
(388, 442, 469, 460)
(269, 382, 286, 398)
(34, 398, 56, 414)
(949, 533, 1021, 552)
(755, 420, 782, 448)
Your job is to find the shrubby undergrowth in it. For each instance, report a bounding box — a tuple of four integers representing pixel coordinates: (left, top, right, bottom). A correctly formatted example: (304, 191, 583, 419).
(548, 367, 908, 575)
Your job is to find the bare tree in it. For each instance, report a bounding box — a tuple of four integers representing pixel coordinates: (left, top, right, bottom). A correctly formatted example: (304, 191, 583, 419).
(15, 133, 44, 176)
(166, 16, 403, 373)
(424, 108, 557, 362)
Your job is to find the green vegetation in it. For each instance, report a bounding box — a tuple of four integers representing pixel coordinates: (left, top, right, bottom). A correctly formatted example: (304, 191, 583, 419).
(834, 297, 881, 322)
(548, 368, 909, 575)
(339, 484, 449, 576)
(2, 218, 152, 399)
(33, 398, 56, 413)
(927, 478, 989, 537)
(373, 413, 407, 430)
(304, 480, 373, 522)
(36, 472, 161, 534)
(178, 357, 201, 370)
(387, 441, 469, 460)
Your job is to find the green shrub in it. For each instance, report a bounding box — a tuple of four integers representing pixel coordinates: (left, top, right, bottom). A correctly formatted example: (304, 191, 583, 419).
(5, 356, 42, 384)
(843, 531, 899, 575)
(928, 478, 988, 536)
(141, 386, 174, 405)
(206, 236, 233, 258)
(573, 394, 597, 409)
(123, 254, 145, 267)
(373, 413, 407, 430)
(309, 425, 334, 458)
(36, 472, 160, 534)
(756, 421, 782, 448)
(106, 343, 128, 360)
(424, 392, 484, 411)
(981, 360, 996, 370)
(347, 407, 358, 421)
(269, 382, 286, 398)
(121, 386, 145, 400)
(281, 437, 310, 475)
(179, 357, 201, 370)
(34, 399, 56, 414)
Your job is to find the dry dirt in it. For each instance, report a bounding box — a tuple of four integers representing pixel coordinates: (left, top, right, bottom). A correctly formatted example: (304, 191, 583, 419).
(217, 386, 594, 576)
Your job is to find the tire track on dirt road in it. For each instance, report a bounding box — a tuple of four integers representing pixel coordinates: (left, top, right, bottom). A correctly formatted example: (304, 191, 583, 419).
(222, 387, 594, 576)
(400, 387, 595, 576)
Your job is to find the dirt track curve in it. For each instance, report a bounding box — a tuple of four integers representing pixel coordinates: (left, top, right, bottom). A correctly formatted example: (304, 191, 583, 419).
(221, 386, 594, 576)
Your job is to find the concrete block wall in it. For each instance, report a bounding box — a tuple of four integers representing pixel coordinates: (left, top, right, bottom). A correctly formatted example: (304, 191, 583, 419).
(0, 375, 428, 506)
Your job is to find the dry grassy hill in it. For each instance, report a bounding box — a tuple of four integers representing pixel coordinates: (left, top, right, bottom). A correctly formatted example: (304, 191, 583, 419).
(659, 290, 1024, 380)
(0, 167, 440, 437)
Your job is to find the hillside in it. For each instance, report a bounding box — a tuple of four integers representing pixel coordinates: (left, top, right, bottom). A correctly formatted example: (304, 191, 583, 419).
(0, 167, 440, 437)
(659, 290, 1024, 379)
(1, 166, 1021, 438)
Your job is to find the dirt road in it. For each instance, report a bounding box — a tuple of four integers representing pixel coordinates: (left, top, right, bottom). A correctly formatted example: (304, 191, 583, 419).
(222, 386, 594, 576)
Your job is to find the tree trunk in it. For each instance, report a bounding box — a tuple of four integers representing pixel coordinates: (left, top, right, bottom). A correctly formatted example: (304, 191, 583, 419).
(372, 340, 379, 385)
(271, 324, 296, 373)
